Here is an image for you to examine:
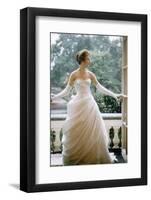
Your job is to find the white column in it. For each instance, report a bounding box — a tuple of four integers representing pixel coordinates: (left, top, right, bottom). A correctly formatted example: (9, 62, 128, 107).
(121, 36, 128, 161)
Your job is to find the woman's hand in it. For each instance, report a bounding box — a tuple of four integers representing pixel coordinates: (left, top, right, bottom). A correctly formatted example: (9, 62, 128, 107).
(116, 93, 127, 102)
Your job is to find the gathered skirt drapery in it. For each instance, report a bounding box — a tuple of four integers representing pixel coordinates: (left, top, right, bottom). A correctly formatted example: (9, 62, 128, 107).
(61, 94, 115, 165)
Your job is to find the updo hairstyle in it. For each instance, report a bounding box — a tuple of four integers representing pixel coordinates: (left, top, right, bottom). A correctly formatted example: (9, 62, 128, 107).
(76, 49, 90, 64)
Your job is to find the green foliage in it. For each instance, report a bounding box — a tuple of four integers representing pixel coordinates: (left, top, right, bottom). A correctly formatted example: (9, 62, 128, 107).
(51, 33, 123, 112)
(93, 91, 121, 113)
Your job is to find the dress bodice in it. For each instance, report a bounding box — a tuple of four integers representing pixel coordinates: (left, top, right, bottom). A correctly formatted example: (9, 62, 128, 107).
(74, 78, 92, 97)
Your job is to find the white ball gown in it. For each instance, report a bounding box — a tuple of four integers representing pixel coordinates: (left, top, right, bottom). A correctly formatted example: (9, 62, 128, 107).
(52, 78, 118, 166)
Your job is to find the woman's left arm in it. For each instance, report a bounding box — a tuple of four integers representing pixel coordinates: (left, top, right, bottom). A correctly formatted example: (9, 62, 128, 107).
(90, 72, 122, 101)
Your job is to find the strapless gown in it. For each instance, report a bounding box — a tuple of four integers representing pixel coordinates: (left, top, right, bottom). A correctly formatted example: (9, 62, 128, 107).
(61, 78, 116, 165)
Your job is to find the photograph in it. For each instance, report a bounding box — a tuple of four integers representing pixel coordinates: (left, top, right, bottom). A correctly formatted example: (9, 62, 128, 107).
(20, 7, 147, 192)
(50, 33, 127, 166)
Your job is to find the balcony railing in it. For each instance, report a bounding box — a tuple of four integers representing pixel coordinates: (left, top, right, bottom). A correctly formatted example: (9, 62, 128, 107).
(50, 112, 127, 166)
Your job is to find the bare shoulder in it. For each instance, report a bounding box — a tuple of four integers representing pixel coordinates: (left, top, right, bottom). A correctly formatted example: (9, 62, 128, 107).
(67, 70, 77, 86)
(87, 70, 98, 85)
(87, 70, 97, 79)
(69, 70, 77, 79)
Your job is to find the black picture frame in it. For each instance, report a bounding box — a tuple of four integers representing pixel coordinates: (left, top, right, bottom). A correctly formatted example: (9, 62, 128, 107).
(20, 7, 147, 193)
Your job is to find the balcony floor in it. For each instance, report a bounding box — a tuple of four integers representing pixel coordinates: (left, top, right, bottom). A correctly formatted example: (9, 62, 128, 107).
(50, 152, 126, 166)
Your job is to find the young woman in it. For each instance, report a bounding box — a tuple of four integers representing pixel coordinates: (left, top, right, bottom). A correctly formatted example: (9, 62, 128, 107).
(51, 49, 125, 165)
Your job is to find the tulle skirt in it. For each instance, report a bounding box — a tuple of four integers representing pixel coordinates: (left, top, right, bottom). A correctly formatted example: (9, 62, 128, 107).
(61, 94, 116, 165)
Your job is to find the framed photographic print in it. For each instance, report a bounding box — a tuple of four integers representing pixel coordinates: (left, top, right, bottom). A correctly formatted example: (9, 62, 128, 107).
(20, 7, 147, 192)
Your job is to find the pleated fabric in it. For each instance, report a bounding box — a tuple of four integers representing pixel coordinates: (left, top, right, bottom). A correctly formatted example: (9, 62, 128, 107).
(61, 79, 116, 165)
